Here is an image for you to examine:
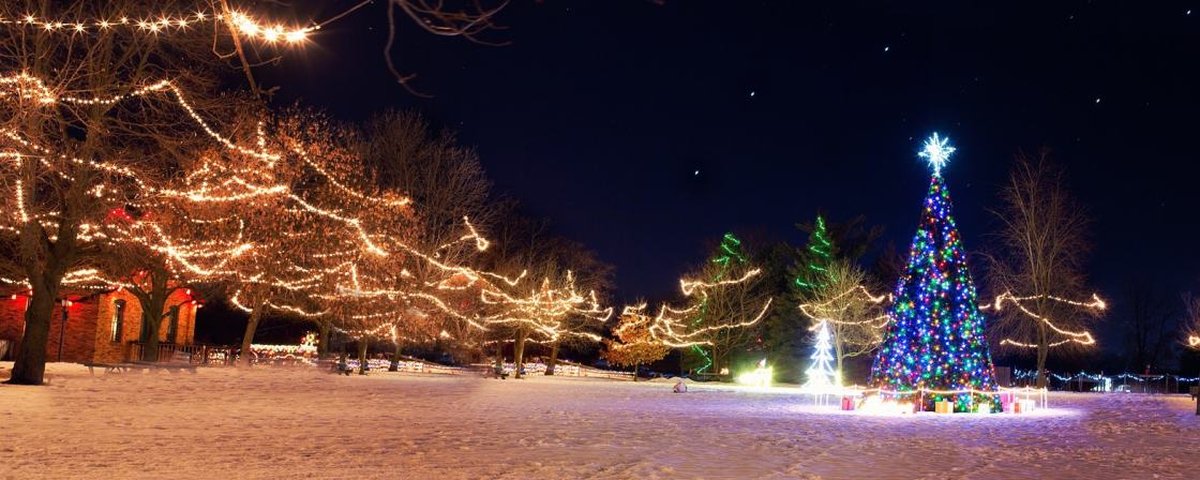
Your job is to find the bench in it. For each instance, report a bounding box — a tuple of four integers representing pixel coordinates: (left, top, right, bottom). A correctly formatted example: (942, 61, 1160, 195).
(480, 365, 508, 379)
(325, 359, 354, 376)
(131, 361, 198, 374)
(84, 362, 142, 375)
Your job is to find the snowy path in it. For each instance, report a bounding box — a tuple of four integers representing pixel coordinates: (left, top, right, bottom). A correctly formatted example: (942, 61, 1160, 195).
(0, 363, 1195, 479)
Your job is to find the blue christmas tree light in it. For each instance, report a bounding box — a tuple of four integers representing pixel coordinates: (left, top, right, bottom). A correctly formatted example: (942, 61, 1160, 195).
(869, 133, 997, 411)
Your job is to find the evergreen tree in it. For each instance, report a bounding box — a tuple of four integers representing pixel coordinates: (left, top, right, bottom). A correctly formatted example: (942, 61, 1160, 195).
(763, 216, 836, 382)
(869, 134, 997, 411)
(792, 215, 836, 297)
(683, 232, 748, 375)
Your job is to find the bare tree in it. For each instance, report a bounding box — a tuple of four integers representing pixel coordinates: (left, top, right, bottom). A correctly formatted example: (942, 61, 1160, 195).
(0, 0, 293, 384)
(800, 260, 888, 377)
(1185, 293, 1200, 350)
(987, 151, 1100, 388)
(1123, 278, 1175, 372)
(687, 257, 774, 375)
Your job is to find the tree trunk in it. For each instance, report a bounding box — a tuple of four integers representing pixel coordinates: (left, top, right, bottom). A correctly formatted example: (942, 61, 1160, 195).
(8, 289, 57, 385)
(357, 339, 369, 375)
(389, 341, 402, 372)
(318, 320, 332, 358)
(138, 293, 168, 362)
(545, 341, 560, 376)
(632, 362, 638, 382)
(834, 339, 846, 385)
(493, 338, 504, 372)
(711, 344, 721, 378)
(238, 303, 265, 367)
(1036, 322, 1049, 389)
(513, 328, 528, 379)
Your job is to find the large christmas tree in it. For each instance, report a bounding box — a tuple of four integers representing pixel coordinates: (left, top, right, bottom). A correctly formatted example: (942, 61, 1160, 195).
(869, 133, 997, 411)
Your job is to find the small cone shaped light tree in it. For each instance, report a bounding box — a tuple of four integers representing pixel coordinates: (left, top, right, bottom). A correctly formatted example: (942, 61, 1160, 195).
(804, 320, 837, 390)
(869, 134, 998, 411)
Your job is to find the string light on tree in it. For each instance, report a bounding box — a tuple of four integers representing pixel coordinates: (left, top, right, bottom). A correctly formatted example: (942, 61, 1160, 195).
(0, 10, 316, 44)
(981, 292, 1105, 349)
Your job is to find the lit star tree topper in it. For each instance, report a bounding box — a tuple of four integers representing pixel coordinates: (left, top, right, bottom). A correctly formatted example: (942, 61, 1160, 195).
(869, 133, 998, 411)
(919, 132, 956, 177)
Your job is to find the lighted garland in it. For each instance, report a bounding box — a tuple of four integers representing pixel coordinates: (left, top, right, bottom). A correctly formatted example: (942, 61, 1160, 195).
(616, 268, 773, 349)
(982, 292, 1105, 349)
(798, 285, 893, 329)
(0, 10, 315, 44)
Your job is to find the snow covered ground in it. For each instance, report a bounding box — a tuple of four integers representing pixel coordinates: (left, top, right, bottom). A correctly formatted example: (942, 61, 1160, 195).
(0, 363, 1196, 479)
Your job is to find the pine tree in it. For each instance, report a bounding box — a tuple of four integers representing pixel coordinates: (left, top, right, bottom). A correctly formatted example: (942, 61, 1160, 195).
(764, 216, 837, 382)
(683, 233, 748, 375)
(793, 215, 836, 297)
(869, 134, 997, 411)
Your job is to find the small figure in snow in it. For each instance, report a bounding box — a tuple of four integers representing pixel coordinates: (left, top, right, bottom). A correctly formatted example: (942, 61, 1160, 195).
(673, 379, 687, 393)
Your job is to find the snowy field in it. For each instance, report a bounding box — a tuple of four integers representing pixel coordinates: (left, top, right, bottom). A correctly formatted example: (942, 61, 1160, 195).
(0, 363, 1196, 479)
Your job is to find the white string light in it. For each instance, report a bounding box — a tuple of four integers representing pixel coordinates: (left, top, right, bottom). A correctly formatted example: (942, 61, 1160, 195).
(982, 291, 1104, 348)
(0, 10, 315, 44)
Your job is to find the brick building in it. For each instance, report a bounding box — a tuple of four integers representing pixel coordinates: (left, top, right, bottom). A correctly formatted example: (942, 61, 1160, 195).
(0, 288, 199, 363)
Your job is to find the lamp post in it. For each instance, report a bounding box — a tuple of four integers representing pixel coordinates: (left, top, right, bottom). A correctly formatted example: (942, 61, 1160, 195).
(57, 300, 70, 362)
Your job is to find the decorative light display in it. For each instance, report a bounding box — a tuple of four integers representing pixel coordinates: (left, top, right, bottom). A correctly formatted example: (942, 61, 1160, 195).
(0, 10, 316, 44)
(793, 215, 834, 294)
(1190, 335, 1199, 348)
(918, 132, 955, 177)
(803, 320, 838, 389)
(617, 269, 772, 349)
(735, 358, 773, 388)
(869, 134, 998, 411)
(688, 232, 748, 374)
(0, 67, 550, 351)
(798, 286, 893, 328)
(477, 271, 612, 343)
(981, 292, 1105, 348)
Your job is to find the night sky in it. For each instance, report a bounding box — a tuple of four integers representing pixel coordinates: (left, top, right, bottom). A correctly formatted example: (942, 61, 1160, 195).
(249, 1, 1200, 355)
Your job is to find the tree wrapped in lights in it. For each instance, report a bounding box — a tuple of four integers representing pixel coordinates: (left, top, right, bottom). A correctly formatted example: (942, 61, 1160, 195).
(798, 261, 890, 379)
(792, 216, 835, 296)
(764, 216, 837, 379)
(986, 153, 1103, 388)
(616, 268, 773, 375)
(869, 133, 998, 410)
(683, 233, 753, 375)
(604, 306, 670, 382)
(0, 0, 317, 384)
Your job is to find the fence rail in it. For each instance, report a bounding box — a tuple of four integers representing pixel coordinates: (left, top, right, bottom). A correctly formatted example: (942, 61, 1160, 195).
(1011, 369, 1200, 394)
(125, 342, 236, 365)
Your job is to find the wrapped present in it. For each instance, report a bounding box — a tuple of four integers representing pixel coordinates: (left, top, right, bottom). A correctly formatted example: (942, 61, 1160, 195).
(1019, 399, 1036, 413)
(841, 396, 856, 411)
(999, 392, 1015, 407)
(935, 400, 954, 414)
(1003, 402, 1015, 414)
